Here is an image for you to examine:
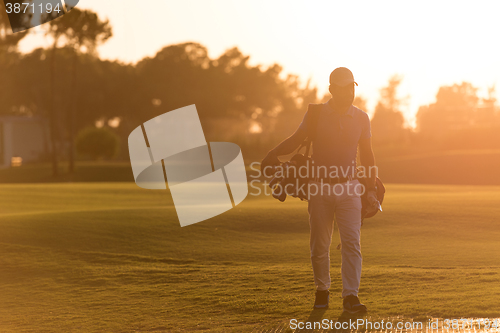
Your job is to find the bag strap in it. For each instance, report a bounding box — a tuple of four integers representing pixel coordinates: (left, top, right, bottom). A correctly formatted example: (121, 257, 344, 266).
(299, 104, 322, 158)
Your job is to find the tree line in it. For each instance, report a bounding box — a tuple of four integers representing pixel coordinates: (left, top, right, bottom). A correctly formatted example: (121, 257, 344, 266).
(2, 5, 499, 176)
(371, 76, 499, 157)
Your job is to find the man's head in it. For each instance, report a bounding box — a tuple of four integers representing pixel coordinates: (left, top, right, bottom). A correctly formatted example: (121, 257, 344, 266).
(328, 67, 357, 108)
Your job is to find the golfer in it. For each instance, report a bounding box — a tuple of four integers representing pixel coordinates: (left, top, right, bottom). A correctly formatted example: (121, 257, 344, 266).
(261, 67, 378, 313)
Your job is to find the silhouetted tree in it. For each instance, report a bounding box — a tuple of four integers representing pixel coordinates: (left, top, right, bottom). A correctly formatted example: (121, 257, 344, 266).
(371, 75, 407, 145)
(0, 2, 29, 116)
(46, 8, 112, 174)
(417, 82, 479, 138)
(353, 96, 368, 113)
(135, 43, 315, 158)
(76, 126, 119, 160)
(4, 37, 319, 162)
(416, 82, 500, 149)
(475, 85, 498, 126)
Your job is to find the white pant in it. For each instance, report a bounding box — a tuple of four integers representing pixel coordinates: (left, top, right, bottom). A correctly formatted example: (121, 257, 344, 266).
(307, 180, 363, 297)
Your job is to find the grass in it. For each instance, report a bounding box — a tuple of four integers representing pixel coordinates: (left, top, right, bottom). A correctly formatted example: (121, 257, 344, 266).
(0, 161, 134, 183)
(1, 182, 500, 332)
(6, 148, 500, 186)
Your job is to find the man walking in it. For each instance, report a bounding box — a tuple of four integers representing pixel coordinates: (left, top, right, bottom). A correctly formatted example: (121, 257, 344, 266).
(261, 67, 378, 313)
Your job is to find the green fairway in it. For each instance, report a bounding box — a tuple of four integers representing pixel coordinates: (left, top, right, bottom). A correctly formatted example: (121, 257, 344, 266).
(1, 183, 500, 332)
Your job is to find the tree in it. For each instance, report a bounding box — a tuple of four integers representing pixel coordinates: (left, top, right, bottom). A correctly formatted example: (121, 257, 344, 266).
(417, 82, 479, 138)
(370, 75, 407, 145)
(135, 43, 314, 153)
(416, 82, 500, 149)
(46, 8, 112, 174)
(1, 2, 30, 117)
(353, 96, 368, 113)
(12, 47, 132, 159)
(135, 42, 211, 125)
(475, 85, 498, 126)
(76, 126, 119, 160)
(6, 38, 318, 164)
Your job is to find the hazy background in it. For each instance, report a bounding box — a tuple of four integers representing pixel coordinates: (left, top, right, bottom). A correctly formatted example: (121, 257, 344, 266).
(1, 0, 500, 185)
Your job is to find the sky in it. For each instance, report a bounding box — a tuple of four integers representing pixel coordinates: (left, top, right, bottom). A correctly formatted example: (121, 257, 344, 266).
(18, 0, 500, 126)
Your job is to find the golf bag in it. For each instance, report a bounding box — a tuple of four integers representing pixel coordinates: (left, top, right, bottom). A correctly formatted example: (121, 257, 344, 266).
(268, 103, 385, 220)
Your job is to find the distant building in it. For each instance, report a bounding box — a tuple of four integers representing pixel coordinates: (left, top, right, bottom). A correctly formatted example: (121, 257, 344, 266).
(0, 116, 50, 168)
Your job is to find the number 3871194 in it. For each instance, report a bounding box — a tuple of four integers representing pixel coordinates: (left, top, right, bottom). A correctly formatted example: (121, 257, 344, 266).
(5, 2, 62, 14)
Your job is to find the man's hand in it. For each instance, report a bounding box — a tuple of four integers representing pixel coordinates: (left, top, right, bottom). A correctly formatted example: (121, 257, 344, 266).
(261, 150, 280, 177)
(260, 127, 307, 177)
(365, 189, 381, 214)
(366, 190, 378, 205)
